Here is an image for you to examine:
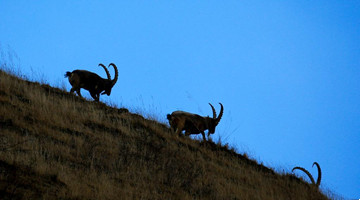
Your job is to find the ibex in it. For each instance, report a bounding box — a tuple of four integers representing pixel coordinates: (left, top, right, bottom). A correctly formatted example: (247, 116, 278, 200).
(167, 103, 224, 141)
(64, 63, 118, 101)
(292, 162, 322, 188)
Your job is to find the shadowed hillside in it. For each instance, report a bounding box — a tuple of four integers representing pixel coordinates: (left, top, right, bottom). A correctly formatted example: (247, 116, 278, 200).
(0, 69, 330, 199)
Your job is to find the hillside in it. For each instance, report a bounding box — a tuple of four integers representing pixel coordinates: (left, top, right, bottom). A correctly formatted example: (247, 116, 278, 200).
(0, 69, 329, 200)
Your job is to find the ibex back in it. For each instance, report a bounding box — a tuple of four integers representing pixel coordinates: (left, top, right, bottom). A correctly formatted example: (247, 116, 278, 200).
(167, 103, 224, 141)
(65, 63, 118, 101)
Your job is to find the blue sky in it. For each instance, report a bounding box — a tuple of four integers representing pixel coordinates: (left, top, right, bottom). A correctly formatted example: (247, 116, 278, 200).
(1, 1, 359, 198)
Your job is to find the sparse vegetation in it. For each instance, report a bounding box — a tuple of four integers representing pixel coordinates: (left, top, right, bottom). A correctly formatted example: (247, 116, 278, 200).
(0, 66, 331, 199)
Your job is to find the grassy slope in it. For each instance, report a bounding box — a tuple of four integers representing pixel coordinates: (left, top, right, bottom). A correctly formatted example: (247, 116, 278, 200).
(0, 69, 329, 200)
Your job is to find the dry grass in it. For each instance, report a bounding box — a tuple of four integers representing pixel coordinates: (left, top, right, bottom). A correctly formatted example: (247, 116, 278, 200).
(0, 67, 331, 200)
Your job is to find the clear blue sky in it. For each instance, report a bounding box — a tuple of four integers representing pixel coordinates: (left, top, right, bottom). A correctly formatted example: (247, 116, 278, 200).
(1, 1, 359, 198)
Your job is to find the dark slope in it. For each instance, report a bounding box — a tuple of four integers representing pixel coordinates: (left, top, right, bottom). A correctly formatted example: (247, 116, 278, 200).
(0, 70, 328, 200)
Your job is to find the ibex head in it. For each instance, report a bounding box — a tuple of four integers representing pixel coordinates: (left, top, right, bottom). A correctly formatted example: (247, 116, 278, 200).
(292, 162, 322, 188)
(167, 103, 224, 141)
(65, 63, 118, 101)
(98, 63, 118, 96)
(207, 103, 224, 134)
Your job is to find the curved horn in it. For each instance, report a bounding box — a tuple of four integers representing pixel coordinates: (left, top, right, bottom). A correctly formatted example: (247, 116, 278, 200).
(99, 63, 111, 80)
(209, 103, 216, 119)
(312, 162, 322, 187)
(292, 166, 316, 185)
(216, 103, 224, 124)
(109, 63, 118, 87)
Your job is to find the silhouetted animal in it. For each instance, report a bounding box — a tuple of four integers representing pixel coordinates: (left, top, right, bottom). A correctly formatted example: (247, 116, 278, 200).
(167, 103, 224, 141)
(65, 63, 118, 101)
(292, 162, 322, 188)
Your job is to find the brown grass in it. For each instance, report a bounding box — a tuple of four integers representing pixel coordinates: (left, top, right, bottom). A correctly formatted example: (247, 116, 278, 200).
(0, 68, 331, 200)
